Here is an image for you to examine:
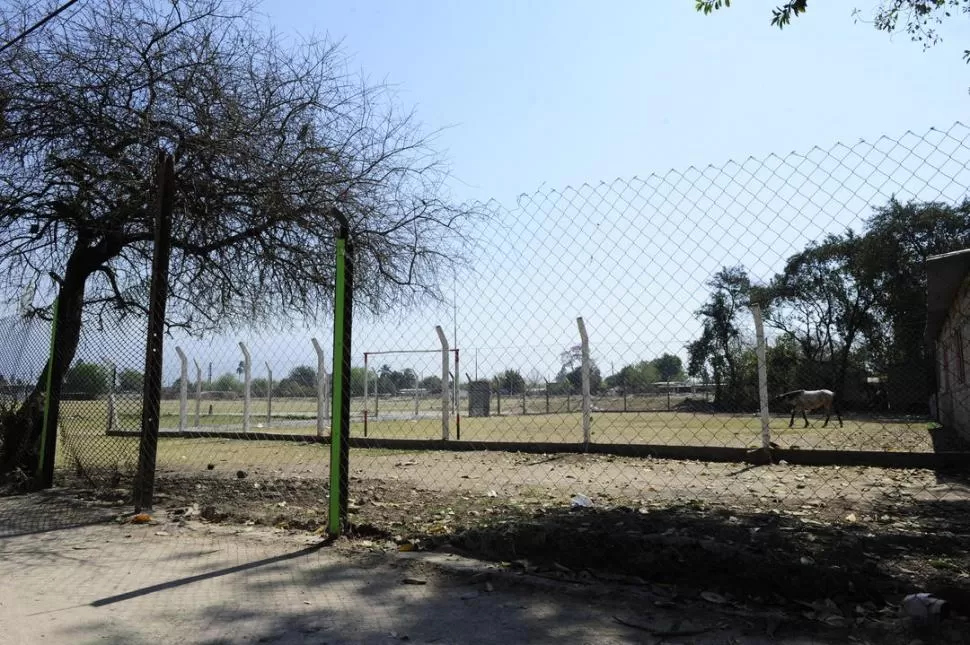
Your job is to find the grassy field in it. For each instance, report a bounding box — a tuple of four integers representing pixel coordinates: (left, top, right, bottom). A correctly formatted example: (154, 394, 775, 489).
(52, 393, 939, 488)
(358, 411, 936, 451)
(58, 395, 936, 448)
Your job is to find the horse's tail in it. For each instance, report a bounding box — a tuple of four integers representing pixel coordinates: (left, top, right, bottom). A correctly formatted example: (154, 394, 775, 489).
(773, 389, 805, 402)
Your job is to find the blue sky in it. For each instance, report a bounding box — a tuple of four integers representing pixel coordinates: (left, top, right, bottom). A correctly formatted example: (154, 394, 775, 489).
(6, 1, 970, 387)
(263, 1, 969, 205)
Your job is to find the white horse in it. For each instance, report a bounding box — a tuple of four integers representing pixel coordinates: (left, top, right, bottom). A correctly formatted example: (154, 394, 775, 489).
(773, 389, 843, 428)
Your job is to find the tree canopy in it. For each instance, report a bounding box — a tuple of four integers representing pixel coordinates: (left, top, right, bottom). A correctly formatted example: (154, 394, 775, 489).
(0, 0, 485, 476)
(63, 362, 110, 400)
(696, 1, 970, 60)
(688, 196, 970, 412)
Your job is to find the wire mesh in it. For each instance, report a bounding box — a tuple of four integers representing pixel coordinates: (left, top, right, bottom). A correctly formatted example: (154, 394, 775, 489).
(2, 123, 968, 619)
(331, 123, 970, 580)
(38, 123, 970, 502)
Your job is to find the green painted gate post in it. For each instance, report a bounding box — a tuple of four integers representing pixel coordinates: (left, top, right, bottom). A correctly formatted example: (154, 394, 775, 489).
(328, 209, 353, 536)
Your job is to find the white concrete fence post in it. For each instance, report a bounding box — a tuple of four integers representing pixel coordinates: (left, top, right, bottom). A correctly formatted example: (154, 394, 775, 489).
(414, 371, 420, 417)
(435, 326, 450, 441)
(750, 304, 772, 452)
(104, 357, 118, 434)
(265, 362, 273, 428)
(363, 353, 370, 418)
(577, 317, 592, 446)
(239, 342, 251, 433)
(311, 338, 328, 437)
(193, 359, 202, 428)
(175, 347, 188, 432)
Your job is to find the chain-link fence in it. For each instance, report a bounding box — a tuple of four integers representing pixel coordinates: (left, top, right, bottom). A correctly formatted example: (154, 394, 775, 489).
(4, 124, 970, 608)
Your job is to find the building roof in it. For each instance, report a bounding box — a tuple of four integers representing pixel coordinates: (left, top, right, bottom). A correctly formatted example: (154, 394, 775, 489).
(926, 247, 970, 345)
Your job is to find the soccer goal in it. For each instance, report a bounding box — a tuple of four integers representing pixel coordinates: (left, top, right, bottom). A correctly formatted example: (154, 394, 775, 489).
(362, 326, 460, 440)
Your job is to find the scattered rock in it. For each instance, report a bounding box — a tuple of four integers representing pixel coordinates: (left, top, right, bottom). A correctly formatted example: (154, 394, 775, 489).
(402, 577, 427, 585)
(201, 506, 228, 522)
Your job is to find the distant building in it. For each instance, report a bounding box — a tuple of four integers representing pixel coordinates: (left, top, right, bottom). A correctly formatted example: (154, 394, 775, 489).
(926, 248, 970, 442)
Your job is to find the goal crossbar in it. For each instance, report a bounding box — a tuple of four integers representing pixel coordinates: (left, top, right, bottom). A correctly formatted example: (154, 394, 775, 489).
(362, 346, 460, 441)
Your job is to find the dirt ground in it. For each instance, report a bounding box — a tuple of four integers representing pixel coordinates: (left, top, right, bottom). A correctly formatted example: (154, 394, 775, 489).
(6, 490, 954, 645)
(53, 449, 970, 643)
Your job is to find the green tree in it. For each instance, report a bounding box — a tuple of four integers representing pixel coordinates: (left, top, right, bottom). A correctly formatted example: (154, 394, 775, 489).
(251, 378, 270, 398)
(117, 368, 143, 392)
(397, 368, 418, 390)
(350, 367, 377, 397)
(686, 266, 752, 409)
(697, 1, 970, 61)
(765, 334, 801, 396)
(859, 198, 970, 408)
(288, 366, 317, 389)
(63, 362, 110, 400)
(650, 354, 684, 381)
(756, 232, 878, 397)
(563, 365, 603, 394)
(491, 370, 525, 394)
(419, 375, 443, 394)
(606, 361, 660, 393)
(213, 373, 241, 393)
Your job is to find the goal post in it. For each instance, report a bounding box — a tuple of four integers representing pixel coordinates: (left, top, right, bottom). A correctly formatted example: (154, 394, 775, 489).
(361, 340, 459, 440)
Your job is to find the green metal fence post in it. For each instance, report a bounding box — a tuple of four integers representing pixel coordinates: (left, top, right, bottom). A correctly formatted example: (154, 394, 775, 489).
(329, 210, 353, 536)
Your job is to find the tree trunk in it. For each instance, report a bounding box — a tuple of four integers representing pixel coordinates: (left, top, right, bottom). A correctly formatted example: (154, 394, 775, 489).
(0, 246, 92, 480)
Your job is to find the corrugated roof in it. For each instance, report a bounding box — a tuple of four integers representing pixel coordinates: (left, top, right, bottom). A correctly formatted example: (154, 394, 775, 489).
(925, 247, 970, 345)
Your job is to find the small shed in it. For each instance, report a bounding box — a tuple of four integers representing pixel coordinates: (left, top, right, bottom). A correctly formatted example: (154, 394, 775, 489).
(467, 380, 491, 417)
(926, 248, 970, 441)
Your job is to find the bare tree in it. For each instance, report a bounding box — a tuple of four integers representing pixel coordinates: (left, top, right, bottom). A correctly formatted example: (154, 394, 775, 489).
(0, 0, 485, 478)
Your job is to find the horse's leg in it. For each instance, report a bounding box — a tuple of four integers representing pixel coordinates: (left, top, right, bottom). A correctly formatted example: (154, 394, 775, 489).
(833, 400, 843, 427)
(823, 404, 830, 427)
(789, 407, 796, 428)
(802, 408, 809, 428)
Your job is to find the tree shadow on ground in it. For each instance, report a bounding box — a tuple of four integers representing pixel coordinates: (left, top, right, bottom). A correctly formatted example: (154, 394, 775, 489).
(416, 496, 970, 615)
(58, 537, 879, 645)
(41, 533, 687, 645)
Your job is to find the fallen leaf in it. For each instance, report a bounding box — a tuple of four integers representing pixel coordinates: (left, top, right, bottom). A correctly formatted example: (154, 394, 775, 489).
(402, 577, 426, 585)
(701, 591, 728, 604)
(131, 513, 153, 524)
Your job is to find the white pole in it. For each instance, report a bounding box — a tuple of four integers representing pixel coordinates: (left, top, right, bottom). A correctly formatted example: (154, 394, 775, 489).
(103, 357, 117, 434)
(239, 342, 251, 433)
(750, 304, 772, 451)
(414, 371, 420, 417)
(363, 353, 369, 417)
(265, 362, 273, 427)
(577, 317, 591, 445)
(175, 347, 188, 432)
(193, 359, 201, 427)
(311, 338, 327, 437)
(435, 325, 450, 440)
